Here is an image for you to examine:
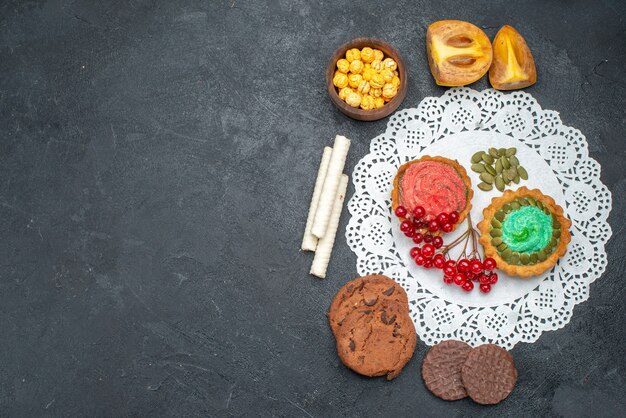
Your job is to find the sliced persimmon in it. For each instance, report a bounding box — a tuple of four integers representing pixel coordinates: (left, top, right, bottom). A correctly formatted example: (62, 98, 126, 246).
(489, 25, 537, 90)
(426, 20, 493, 86)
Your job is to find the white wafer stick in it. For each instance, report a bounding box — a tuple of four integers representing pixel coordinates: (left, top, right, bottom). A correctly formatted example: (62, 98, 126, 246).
(301, 146, 333, 251)
(310, 174, 349, 279)
(311, 135, 351, 238)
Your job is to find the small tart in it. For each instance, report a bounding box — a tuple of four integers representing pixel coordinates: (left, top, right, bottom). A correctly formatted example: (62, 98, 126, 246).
(477, 187, 571, 277)
(391, 155, 473, 231)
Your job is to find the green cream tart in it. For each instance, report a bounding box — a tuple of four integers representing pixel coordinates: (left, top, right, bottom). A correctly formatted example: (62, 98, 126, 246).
(500, 206, 553, 253)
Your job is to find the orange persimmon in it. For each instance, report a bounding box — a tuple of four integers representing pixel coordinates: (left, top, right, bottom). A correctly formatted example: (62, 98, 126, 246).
(489, 25, 537, 90)
(426, 20, 493, 86)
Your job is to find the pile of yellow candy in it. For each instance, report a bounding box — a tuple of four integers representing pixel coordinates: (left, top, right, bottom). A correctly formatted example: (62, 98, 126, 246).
(332, 47, 400, 110)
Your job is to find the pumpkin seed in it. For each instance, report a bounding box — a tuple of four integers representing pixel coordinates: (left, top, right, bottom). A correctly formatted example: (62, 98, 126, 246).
(497, 243, 508, 252)
(490, 228, 503, 237)
(495, 176, 505, 191)
(509, 155, 519, 166)
(501, 248, 512, 260)
(550, 237, 558, 247)
(519, 198, 529, 206)
(495, 210, 506, 221)
(506, 167, 518, 179)
(502, 203, 512, 213)
(471, 151, 485, 163)
(503, 175, 511, 185)
(484, 164, 497, 176)
(501, 156, 511, 170)
(495, 159, 503, 174)
(520, 253, 530, 265)
(489, 147, 499, 157)
(506, 147, 517, 157)
(537, 250, 547, 262)
(536, 201, 544, 210)
(478, 182, 493, 191)
(510, 201, 521, 210)
(492, 237, 503, 246)
(513, 175, 520, 184)
(510, 252, 520, 264)
(471, 163, 486, 173)
(498, 147, 507, 157)
(482, 153, 494, 164)
(517, 166, 528, 180)
(553, 220, 561, 230)
(491, 218, 502, 228)
(527, 198, 536, 206)
(529, 253, 538, 264)
(502, 170, 513, 183)
(552, 229, 560, 239)
(480, 172, 495, 184)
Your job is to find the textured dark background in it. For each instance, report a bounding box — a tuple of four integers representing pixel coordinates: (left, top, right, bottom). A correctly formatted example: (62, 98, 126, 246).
(1, 0, 625, 416)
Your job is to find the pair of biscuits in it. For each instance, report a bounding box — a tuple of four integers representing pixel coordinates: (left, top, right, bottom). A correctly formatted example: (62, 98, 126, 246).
(422, 340, 517, 405)
(329, 275, 417, 380)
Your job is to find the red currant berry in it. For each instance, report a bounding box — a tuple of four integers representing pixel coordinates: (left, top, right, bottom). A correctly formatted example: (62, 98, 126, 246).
(462, 281, 474, 292)
(448, 211, 459, 224)
(483, 257, 497, 271)
(412, 233, 424, 244)
(453, 273, 466, 286)
(457, 259, 470, 273)
(432, 236, 444, 249)
(443, 266, 456, 277)
(427, 220, 439, 232)
(489, 272, 498, 285)
(404, 226, 415, 237)
(400, 220, 412, 232)
(414, 255, 426, 266)
(423, 259, 434, 269)
(421, 244, 435, 258)
(423, 234, 433, 243)
(410, 247, 421, 258)
(395, 206, 407, 218)
(470, 260, 484, 275)
(413, 206, 426, 219)
(445, 260, 457, 269)
(433, 255, 445, 269)
(443, 275, 454, 284)
(480, 283, 491, 293)
(436, 213, 449, 225)
(441, 223, 453, 233)
(478, 274, 490, 285)
(412, 218, 424, 228)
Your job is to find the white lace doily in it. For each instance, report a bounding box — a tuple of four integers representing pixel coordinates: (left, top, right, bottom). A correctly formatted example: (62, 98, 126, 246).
(346, 88, 612, 349)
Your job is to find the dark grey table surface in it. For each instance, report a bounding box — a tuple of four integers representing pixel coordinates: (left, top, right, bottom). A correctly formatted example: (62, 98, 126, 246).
(1, 0, 625, 416)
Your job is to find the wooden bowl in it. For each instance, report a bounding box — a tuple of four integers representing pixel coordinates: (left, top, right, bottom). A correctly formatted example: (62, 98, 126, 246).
(326, 37, 408, 121)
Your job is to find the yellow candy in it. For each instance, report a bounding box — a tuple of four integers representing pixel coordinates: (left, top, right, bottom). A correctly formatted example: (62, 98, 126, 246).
(345, 91, 362, 108)
(348, 73, 363, 89)
(336, 58, 350, 73)
(361, 47, 375, 63)
(345, 48, 361, 62)
(360, 95, 375, 110)
(362, 67, 375, 82)
(338, 86, 353, 100)
(382, 58, 397, 71)
(370, 59, 383, 71)
(333, 71, 349, 89)
(349, 59, 364, 74)
(382, 83, 397, 99)
(391, 75, 401, 88)
(369, 87, 382, 98)
(381, 68, 394, 83)
(373, 49, 384, 61)
(356, 80, 370, 95)
(374, 97, 385, 108)
(370, 73, 385, 89)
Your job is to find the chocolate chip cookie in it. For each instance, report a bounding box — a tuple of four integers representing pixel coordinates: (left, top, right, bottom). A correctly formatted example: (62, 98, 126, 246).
(334, 299, 416, 380)
(328, 275, 408, 336)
